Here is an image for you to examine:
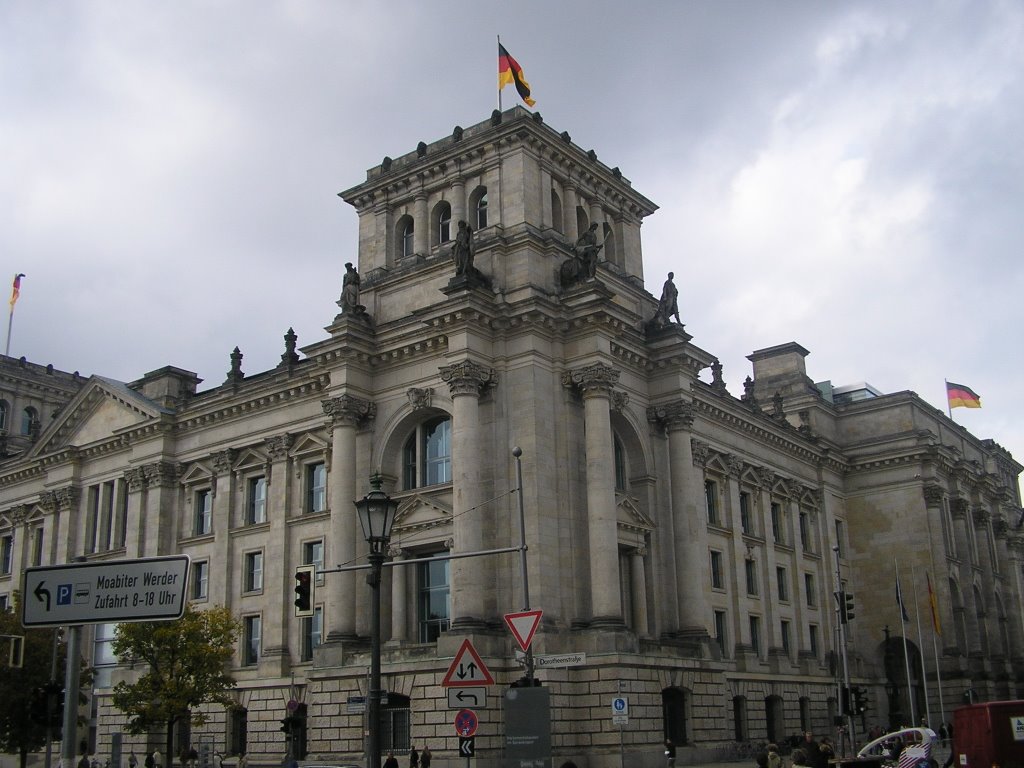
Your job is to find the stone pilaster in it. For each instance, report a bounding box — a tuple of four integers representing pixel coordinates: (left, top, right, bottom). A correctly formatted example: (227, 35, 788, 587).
(441, 360, 497, 630)
(321, 395, 375, 642)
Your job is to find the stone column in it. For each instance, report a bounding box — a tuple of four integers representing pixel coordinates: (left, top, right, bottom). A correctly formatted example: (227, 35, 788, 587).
(414, 191, 428, 256)
(563, 183, 579, 242)
(322, 395, 375, 642)
(630, 548, 649, 637)
(389, 547, 407, 643)
(565, 363, 622, 626)
(262, 434, 293, 665)
(6, 505, 27, 572)
(210, 449, 237, 606)
(40, 487, 79, 564)
(121, 469, 147, 557)
(441, 360, 497, 630)
(142, 462, 178, 557)
(648, 402, 709, 640)
(451, 177, 466, 228)
(951, 497, 982, 654)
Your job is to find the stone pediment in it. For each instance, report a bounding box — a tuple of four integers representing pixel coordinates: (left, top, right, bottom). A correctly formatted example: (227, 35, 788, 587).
(617, 495, 654, 534)
(30, 376, 168, 457)
(180, 462, 213, 487)
(392, 494, 453, 536)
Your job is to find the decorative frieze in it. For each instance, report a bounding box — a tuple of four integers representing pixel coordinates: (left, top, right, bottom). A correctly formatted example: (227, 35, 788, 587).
(440, 360, 498, 397)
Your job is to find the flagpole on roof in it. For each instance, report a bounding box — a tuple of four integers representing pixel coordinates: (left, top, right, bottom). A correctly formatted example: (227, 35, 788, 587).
(945, 379, 952, 420)
(5, 273, 25, 357)
(497, 35, 502, 113)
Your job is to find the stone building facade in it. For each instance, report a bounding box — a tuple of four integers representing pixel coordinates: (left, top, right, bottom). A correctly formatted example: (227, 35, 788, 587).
(1, 108, 1022, 768)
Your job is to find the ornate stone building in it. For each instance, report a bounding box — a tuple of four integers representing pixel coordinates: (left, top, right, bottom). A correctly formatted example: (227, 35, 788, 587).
(1, 108, 1021, 768)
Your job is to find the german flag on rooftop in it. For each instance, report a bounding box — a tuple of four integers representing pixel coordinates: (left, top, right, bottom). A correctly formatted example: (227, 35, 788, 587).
(499, 43, 535, 107)
(946, 381, 982, 409)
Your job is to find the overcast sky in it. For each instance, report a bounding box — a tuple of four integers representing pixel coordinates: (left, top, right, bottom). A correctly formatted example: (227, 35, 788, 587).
(3, 1, 1022, 481)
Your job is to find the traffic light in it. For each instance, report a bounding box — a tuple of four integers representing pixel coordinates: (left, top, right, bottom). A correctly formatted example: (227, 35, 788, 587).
(852, 686, 868, 715)
(280, 715, 299, 739)
(294, 565, 315, 616)
(838, 591, 855, 624)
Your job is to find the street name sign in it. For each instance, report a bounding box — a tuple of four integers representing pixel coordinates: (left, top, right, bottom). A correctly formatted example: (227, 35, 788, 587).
(534, 651, 586, 668)
(22, 556, 190, 627)
(448, 687, 487, 709)
(503, 609, 543, 652)
(442, 638, 495, 687)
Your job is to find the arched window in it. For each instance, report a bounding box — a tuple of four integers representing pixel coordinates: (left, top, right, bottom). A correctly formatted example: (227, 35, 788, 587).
(732, 695, 748, 740)
(403, 416, 451, 489)
(396, 216, 414, 260)
(551, 189, 563, 233)
(475, 191, 488, 229)
(435, 202, 452, 245)
(765, 695, 785, 744)
(21, 406, 37, 435)
(0, 399, 8, 431)
(613, 435, 627, 491)
(662, 687, 689, 745)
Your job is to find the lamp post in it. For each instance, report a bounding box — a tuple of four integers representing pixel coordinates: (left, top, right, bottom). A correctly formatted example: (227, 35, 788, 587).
(354, 474, 398, 768)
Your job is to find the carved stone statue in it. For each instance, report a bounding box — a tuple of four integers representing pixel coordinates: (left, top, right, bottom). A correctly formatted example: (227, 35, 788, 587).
(340, 263, 360, 312)
(452, 220, 474, 276)
(560, 223, 605, 289)
(657, 272, 681, 325)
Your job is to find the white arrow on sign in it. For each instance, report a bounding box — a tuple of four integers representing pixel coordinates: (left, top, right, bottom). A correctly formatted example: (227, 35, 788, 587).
(448, 687, 487, 708)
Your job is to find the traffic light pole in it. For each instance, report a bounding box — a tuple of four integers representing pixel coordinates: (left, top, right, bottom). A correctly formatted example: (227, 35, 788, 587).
(833, 546, 857, 750)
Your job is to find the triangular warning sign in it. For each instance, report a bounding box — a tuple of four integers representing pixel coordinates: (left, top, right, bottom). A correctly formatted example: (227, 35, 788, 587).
(442, 638, 495, 687)
(504, 609, 543, 652)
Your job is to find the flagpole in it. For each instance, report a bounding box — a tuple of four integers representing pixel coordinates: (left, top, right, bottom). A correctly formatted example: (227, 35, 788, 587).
(896, 559, 916, 725)
(945, 379, 952, 420)
(4, 303, 13, 357)
(4, 273, 22, 357)
(928, 571, 947, 728)
(912, 564, 931, 727)
(497, 35, 503, 112)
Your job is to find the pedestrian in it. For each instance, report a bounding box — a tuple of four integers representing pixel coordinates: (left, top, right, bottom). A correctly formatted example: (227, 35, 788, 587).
(129, 753, 138, 768)
(820, 736, 836, 765)
(803, 732, 825, 768)
(756, 753, 769, 768)
(409, 744, 419, 768)
(383, 753, 399, 768)
(153, 751, 162, 768)
(77, 755, 90, 768)
(144, 753, 154, 768)
(792, 749, 809, 767)
(664, 738, 676, 768)
(420, 745, 431, 768)
(767, 743, 782, 768)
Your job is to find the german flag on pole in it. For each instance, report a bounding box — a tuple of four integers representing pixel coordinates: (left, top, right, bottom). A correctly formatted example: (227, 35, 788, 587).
(9, 273, 24, 308)
(946, 380, 982, 409)
(499, 43, 535, 107)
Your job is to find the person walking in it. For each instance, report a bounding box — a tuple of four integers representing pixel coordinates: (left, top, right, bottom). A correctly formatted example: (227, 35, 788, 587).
(383, 754, 399, 768)
(409, 744, 419, 768)
(767, 743, 782, 768)
(664, 738, 676, 768)
(420, 745, 431, 768)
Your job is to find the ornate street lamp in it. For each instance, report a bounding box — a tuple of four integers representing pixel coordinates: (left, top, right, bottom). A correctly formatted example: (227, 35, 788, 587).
(354, 474, 398, 768)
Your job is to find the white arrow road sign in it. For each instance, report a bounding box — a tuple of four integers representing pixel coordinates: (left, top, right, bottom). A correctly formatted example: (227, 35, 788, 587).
(22, 556, 190, 627)
(448, 687, 487, 709)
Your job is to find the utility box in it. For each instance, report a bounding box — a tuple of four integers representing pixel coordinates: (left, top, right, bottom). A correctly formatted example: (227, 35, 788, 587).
(952, 700, 1024, 768)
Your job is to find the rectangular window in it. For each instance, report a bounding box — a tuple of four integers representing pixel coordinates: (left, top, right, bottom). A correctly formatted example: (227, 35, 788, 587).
(247, 476, 267, 524)
(776, 566, 789, 602)
(194, 489, 212, 536)
(301, 607, 323, 662)
(419, 556, 450, 643)
(306, 463, 326, 514)
(0, 594, 8, 611)
(245, 551, 264, 593)
(303, 540, 325, 585)
(771, 502, 783, 544)
(804, 573, 816, 607)
(230, 709, 248, 756)
(714, 610, 728, 658)
(745, 558, 758, 596)
(705, 480, 719, 525)
(740, 492, 753, 535)
(710, 550, 724, 590)
(799, 511, 811, 551)
(31, 526, 44, 566)
(834, 519, 846, 558)
(192, 561, 209, 600)
(749, 615, 761, 655)
(1, 534, 12, 574)
(243, 616, 261, 666)
(809, 624, 820, 657)
(92, 622, 118, 688)
(781, 620, 791, 656)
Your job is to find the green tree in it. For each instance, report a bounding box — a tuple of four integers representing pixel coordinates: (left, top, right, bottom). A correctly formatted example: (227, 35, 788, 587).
(0, 594, 90, 768)
(111, 605, 240, 760)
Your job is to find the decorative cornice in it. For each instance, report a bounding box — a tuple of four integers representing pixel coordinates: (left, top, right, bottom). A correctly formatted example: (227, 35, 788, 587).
(440, 360, 498, 397)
